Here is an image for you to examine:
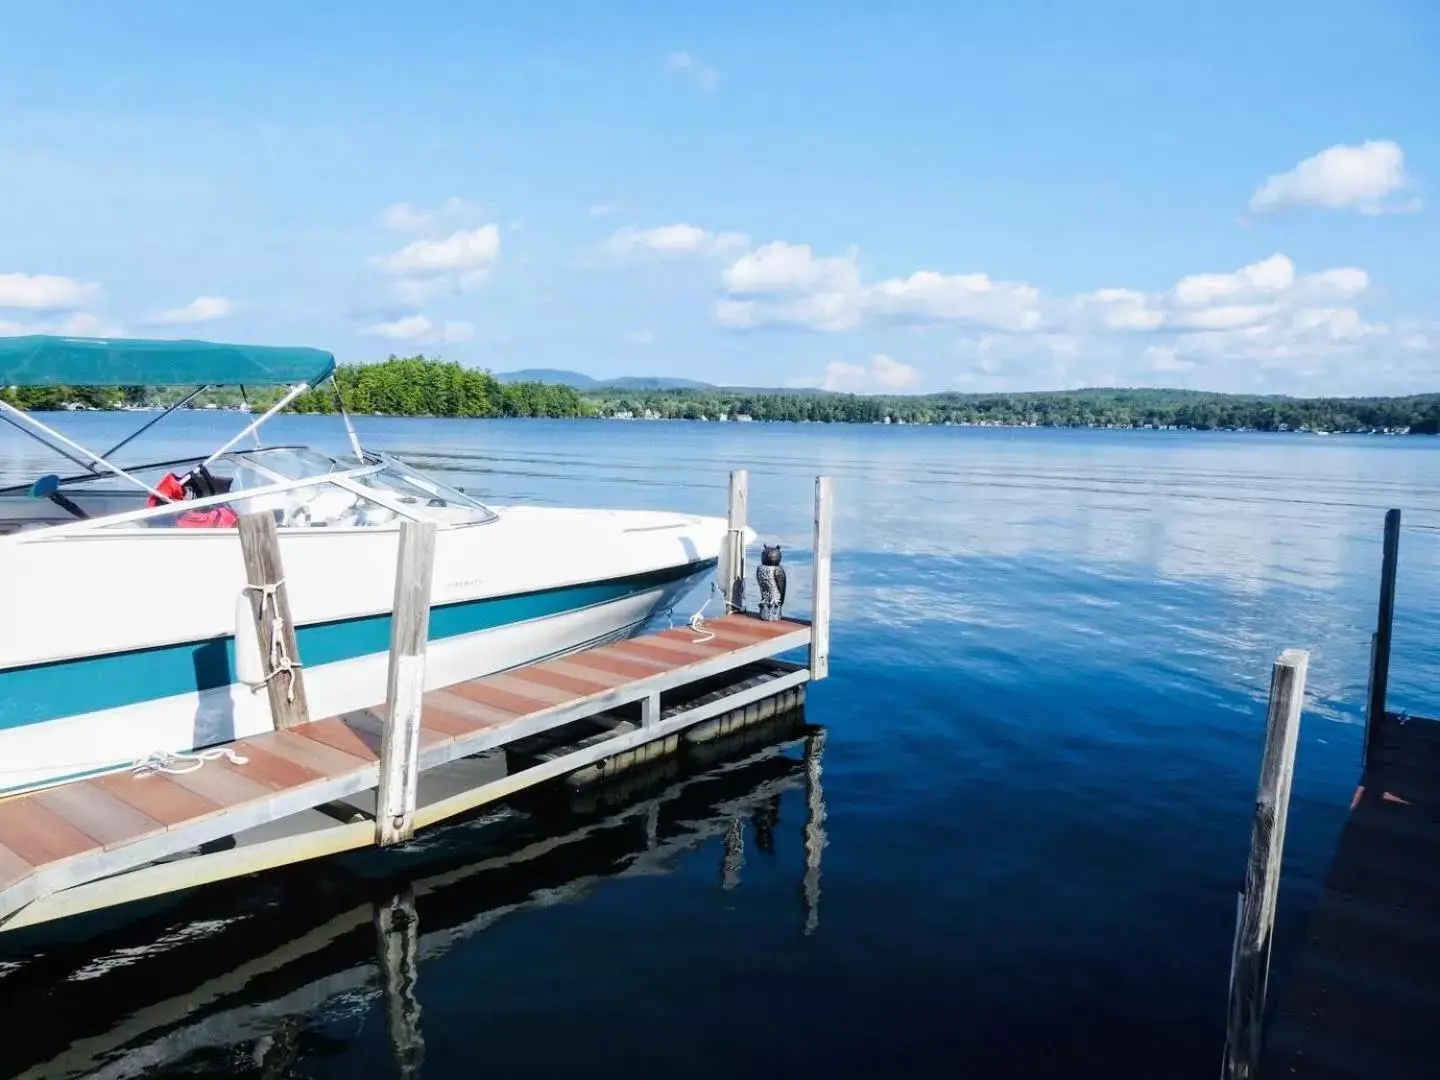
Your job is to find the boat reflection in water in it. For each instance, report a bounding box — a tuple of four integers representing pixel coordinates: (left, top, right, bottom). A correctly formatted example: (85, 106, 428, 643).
(0, 710, 827, 1080)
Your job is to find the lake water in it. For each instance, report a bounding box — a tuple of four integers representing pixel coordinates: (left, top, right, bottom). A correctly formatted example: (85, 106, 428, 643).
(2, 414, 1438, 1079)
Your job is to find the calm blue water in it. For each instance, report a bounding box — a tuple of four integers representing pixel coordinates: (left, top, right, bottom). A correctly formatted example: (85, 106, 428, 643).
(2, 414, 1438, 1079)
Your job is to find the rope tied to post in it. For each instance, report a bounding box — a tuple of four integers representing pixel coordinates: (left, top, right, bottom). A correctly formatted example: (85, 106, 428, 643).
(243, 578, 302, 702)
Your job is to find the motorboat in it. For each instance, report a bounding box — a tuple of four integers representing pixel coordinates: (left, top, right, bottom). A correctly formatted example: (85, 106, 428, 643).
(0, 335, 746, 796)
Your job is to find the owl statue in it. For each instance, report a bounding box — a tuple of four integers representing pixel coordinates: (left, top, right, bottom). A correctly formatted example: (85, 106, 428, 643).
(756, 544, 787, 621)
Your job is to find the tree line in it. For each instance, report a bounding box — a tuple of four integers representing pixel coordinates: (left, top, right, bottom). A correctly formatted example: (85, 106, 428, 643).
(4, 354, 1439, 433)
(1, 355, 592, 419)
(586, 385, 1440, 433)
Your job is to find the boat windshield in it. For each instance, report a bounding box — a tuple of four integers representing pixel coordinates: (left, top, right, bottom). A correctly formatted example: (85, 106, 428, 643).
(74, 448, 498, 532)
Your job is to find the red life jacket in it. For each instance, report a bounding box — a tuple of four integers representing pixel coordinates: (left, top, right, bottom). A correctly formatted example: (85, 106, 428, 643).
(148, 471, 238, 528)
(176, 506, 239, 528)
(147, 472, 187, 507)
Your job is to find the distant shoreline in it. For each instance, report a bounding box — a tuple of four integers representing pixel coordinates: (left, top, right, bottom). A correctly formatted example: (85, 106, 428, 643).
(7, 353, 1438, 435)
(33, 403, 1437, 436)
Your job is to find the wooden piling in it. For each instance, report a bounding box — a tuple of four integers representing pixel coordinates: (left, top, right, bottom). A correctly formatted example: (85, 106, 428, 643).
(810, 475, 834, 681)
(1222, 648, 1309, 1080)
(376, 520, 437, 846)
(237, 509, 309, 729)
(720, 468, 749, 612)
(1364, 508, 1401, 767)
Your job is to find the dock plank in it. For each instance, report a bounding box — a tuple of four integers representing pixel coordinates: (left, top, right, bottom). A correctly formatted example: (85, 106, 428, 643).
(162, 760, 278, 809)
(610, 637, 723, 667)
(415, 704, 492, 739)
(0, 799, 103, 867)
(0, 842, 32, 891)
(562, 650, 669, 678)
(530, 658, 634, 692)
(91, 772, 221, 827)
(446, 680, 554, 718)
(33, 784, 166, 851)
(419, 690, 517, 729)
(266, 729, 373, 775)
(297, 717, 383, 762)
(480, 671, 588, 706)
(218, 743, 325, 792)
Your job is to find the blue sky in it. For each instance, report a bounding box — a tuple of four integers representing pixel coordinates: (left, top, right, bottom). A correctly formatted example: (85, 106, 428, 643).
(1, 1, 1436, 395)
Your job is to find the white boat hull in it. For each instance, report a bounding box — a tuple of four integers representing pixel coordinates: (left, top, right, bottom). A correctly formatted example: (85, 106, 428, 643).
(0, 505, 748, 795)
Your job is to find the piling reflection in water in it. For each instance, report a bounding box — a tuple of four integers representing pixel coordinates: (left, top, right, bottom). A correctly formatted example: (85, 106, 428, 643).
(0, 711, 827, 1080)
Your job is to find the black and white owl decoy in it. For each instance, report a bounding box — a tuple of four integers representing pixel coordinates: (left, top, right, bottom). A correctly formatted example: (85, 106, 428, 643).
(756, 544, 787, 621)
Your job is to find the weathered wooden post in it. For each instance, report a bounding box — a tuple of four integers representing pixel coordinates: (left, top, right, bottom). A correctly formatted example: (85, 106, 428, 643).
(810, 476, 834, 681)
(377, 520, 437, 846)
(720, 469, 749, 612)
(1222, 648, 1309, 1080)
(237, 509, 309, 728)
(1364, 509, 1401, 768)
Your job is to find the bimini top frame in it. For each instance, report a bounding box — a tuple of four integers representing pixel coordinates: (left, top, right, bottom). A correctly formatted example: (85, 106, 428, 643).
(0, 335, 348, 502)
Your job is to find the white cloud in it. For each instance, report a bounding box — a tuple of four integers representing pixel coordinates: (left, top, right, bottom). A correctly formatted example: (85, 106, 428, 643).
(717, 235, 1423, 392)
(624, 329, 656, 345)
(1173, 253, 1295, 306)
(867, 271, 1042, 331)
(871, 353, 920, 390)
(378, 225, 500, 275)
(363, 314, 474, 344)
(0, 311, 125, 338)
(1145, 345, 1193, 373)
(717, 242, 1037, 332)
(723, 242, 861, 294)
(602, 223, 750, 261)
(373, 224, 500, 305)
(1249, 140, 1419, 215)
(795, 353, 922, 393)
(150, 296, 234, 325)
(589, 203, 618, 218)
(0, 272, 99, 310)
(664, 51, 719, 91)
(381, 197, 482, 233)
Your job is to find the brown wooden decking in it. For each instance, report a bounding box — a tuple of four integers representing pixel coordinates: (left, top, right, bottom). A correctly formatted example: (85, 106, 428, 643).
(0, 614, 809, 924)
(1262, 713, 1440, 1079)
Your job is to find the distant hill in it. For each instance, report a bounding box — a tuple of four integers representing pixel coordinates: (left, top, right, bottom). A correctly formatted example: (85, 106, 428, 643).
(496, 368, 714, 391)
(495, 368, 599, 388)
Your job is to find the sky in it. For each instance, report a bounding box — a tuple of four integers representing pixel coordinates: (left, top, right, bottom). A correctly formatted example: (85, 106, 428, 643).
(1, 0, 1437, 396)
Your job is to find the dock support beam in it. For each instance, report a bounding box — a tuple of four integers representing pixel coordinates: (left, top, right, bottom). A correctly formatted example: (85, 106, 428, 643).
(377, 520, 437, 847)
(810, 475, 834, 681)
(1222, 648, 1309, 1080)
(1364, 508, 1401, 768)
(237, 509, 309, 729)
(720, 469, 748, 613)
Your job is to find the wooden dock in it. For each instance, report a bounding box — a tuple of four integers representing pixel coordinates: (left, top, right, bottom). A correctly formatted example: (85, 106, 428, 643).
(0, 614, 811, 929)
(1261, 712, 1440, 1078)
(1222, 510, 1440, 1079)
(0, 469, 835, 932)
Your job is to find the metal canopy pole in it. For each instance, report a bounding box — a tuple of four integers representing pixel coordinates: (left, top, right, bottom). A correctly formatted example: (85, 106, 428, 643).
(100, 386, 210, 459)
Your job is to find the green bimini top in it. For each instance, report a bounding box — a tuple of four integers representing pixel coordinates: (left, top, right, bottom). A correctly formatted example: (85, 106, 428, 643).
(0, 335, 336, 388)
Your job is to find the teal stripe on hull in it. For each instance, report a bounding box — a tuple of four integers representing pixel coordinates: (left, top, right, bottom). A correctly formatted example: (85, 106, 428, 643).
(0, 559, 711, 730)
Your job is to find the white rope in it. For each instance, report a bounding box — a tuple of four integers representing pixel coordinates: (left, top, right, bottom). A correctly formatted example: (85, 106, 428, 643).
(133, 747, 250, 777)
(688, 580, 744, 644)
(243, 578, 302, 702)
